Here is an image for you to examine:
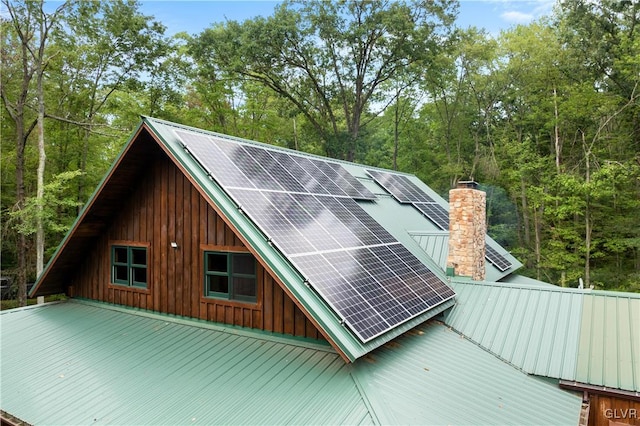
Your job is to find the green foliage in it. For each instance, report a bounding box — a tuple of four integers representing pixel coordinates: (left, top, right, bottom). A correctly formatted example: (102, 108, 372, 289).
(8, 170, 82, 236)
(1, 0, 638, 293)
(188, 0, 457, 161)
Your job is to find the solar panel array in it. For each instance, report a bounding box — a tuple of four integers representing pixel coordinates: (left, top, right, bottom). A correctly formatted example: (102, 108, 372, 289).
(413, 202, 449, 231)
(366, 170, 435, 203)
(485, 245, 512, 272)
(177, 130, 376, 200)
(367, 169, 514, 272)
(174, 129, 455, 342)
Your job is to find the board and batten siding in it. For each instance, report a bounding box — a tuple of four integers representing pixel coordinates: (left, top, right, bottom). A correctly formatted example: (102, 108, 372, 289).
(72, 147, 321, 340)
(589, 394, 640, 426)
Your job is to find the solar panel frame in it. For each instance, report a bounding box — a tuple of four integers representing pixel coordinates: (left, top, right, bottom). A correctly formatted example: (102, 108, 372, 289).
(292, 244, 456, 342)
(485, 244, 512, 272)
(367, 170, 435, 203)
(175, 130, 256, 189)
(413, 202, 450, 231)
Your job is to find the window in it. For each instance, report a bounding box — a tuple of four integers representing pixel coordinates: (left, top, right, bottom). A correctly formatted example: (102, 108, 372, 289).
(204, 251, 256, 302)
(111, 245, 148, 288)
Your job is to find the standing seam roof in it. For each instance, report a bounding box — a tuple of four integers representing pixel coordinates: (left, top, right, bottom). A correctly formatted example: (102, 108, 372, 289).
(1, 301, 372, 425)
(1, 300, 582, 425)
(446, 279, 640, 392)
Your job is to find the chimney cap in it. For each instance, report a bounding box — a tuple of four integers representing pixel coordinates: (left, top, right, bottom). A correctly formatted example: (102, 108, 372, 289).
(456, 180, 479, 189)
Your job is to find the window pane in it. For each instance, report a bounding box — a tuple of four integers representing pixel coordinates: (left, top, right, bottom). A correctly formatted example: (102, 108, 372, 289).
(207, 253, 227, 273)
(233, 277, 256, 298)
(208, 275, 228, 294)
(131, 248, 147, 266)
(233, 253, 255, 275)
(114, 247, 128, 264)
(114, 265, 128, 282)
(132, 267, 147, 285)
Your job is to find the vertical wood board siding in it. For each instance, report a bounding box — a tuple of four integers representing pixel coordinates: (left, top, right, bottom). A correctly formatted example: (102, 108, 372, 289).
(588, 394, 640, 426)
(72, 148, 320, 340)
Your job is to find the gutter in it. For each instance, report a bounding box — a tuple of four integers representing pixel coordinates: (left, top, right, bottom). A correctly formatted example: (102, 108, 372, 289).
(559, 380, 640, 401)
(0, 410, 31, 426)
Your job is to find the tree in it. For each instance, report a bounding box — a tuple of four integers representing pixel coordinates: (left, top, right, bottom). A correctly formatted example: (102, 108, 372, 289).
(190, 0, 456, 161)
(52, 0, 169, 202)
(1, 0, 67, 304)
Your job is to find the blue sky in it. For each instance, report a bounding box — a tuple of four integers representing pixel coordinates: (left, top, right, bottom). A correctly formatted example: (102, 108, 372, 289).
(139, 0, 556, 37)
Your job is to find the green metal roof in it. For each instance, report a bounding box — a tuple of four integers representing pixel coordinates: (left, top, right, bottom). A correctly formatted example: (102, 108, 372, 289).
(1, 300, 582, 425)
(353, 321, 582, 425)
(445, 279, 640, 392)
(576, 290, 640, 392)
(1, 301, 370, 425)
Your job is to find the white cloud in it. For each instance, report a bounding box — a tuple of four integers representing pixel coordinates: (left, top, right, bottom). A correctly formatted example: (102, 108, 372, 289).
(532, 0, 556, 16)
(501, 10, 535, 23)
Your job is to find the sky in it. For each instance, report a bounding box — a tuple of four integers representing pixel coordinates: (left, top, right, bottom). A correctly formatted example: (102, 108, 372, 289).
(138, 0, 557, 37)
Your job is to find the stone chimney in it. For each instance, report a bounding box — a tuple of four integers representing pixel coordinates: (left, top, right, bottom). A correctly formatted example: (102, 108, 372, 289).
(447, 181, 486, 281)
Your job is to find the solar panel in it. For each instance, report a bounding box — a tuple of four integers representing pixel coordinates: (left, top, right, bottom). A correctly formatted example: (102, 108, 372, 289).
(319, 161, 376, 200)
(213, 138, 284, 191)
(367, 170, 435, 203)
(229, 189, 317, 255)
(174, 127, 456, 343)
(291, 156, 350, 197)
(178, 130, 376, 199)
(175, 130, 255, 189)
(231, 189, 389, 253)
(270, 151, 331, 195)
(413, 202, 449, 231)
(485, 244, 512, 271)
(318, 197, 393, 247)
(291, 244, 455, 342)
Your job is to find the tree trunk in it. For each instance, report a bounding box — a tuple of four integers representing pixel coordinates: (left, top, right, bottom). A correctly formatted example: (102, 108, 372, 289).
(553, 86, 561, 174)
(520, 178, 531, 247)
(78, 126, 91, 210)
(15, 119, 28, 307)
(534, 203, 543, 281)
(393, 97, 400, 171)
(36, 62, 46, 278)
(583, 131, 591, 288)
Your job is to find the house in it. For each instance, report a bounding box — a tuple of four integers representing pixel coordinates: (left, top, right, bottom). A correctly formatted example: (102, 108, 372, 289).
(1, 117, 637, 425)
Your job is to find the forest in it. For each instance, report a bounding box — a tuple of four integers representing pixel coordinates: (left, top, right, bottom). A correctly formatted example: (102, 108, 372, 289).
(2, 0, 639, 306)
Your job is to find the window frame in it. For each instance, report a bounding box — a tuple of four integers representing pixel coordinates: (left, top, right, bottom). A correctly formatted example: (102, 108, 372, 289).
(110, 243, 149, 289)
(203, 250, 257, 303)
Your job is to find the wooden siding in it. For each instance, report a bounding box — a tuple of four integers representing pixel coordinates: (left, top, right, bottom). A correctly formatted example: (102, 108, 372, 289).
(589, 394, 640, 426)
(72, 146, 321, 340)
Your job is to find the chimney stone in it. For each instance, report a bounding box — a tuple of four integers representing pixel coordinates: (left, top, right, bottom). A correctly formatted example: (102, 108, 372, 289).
(447, 182, 486, 281)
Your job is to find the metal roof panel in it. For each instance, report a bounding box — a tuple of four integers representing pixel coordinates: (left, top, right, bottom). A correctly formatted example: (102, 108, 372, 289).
(1, 301, 582, 425)
(1, 301, 372, 425)
(354, 321, 582, 425)
(445, 280, 583, 380)
(446, 280, 640, 392)
(576, 293, 640, 392)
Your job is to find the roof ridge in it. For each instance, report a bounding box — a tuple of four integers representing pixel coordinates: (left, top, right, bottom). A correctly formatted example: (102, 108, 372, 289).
(142, 116, 405, 172)
(452, 279, 640, 298)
